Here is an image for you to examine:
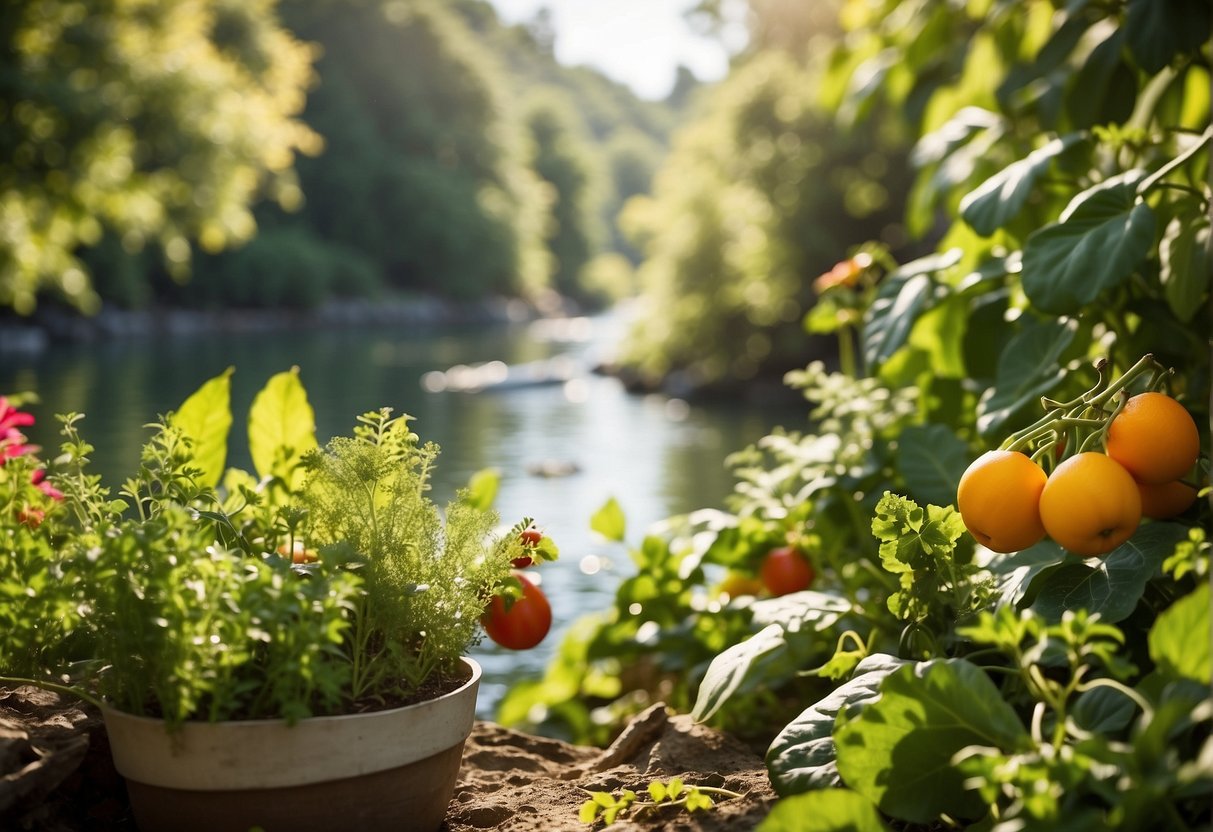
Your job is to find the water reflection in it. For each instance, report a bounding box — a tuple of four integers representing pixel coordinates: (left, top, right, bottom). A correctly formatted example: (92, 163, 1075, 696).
(0, 315, 803, 716)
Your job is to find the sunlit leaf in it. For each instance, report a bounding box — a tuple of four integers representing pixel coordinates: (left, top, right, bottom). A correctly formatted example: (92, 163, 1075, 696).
(1125, 0, 1213, 73)
(896, 423, 968, 508)
(591, 497, 626, 542)
(976, 317, 1076, 437)
(692, 624, 787, 723)
(248, 368, 318, 491)
(960, 133, 1085, 236)
(1148, 583, 1210, 683)
(1159, 214, 1211, 323)
(170, 367, 233, 489)
(756, 789, 888, 832)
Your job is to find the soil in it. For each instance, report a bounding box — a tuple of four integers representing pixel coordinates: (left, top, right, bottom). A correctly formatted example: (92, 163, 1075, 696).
(0, 687, 777, 831)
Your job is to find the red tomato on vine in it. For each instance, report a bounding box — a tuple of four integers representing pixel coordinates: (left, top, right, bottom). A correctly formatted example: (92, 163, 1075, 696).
(482, 573, 551, 650)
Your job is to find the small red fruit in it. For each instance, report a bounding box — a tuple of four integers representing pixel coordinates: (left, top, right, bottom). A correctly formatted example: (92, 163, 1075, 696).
(482, 573, 552, 650)
(760, 546, 814, 596)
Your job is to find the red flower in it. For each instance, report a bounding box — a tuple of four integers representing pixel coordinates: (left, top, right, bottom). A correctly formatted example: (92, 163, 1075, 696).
(30, 468, 64, 502)
(0, 397, 38, 462)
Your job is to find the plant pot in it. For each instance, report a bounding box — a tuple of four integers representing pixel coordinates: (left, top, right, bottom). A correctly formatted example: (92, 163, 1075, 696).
(101, 657, 481, 832)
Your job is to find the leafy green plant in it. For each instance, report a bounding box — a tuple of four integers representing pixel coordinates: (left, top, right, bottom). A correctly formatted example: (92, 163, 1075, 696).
(578, 777, 742, 826)
(0, 368, 539, 726)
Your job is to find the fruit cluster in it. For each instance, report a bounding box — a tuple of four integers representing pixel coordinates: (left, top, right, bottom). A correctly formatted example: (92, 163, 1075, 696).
(958, 358, 1202, 558)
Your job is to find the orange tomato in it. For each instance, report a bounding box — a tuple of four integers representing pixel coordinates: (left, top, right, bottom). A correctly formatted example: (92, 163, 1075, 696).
(1039, 452, 1142, 556)
(715, 571, 765, 600)
(956, 450, 1048, 553)
(1136, 479, 1198, 520)
(1106, 392, 1200, 485)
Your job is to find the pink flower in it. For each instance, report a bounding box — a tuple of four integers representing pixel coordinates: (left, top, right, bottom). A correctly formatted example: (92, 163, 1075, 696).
(30, 468, 64, 502)
(0, 398, 35, 433)
(0, 398, 38, 462)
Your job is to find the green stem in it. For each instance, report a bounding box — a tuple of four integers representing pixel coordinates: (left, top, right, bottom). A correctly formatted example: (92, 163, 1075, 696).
(1138, 126, 1213, 195)
(1076, 677, 1155, 723)
(838, 324, 858, 379)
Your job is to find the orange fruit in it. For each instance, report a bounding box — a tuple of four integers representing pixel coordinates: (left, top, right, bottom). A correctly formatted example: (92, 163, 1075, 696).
(1136, 479, 1198, 520)
(957, 450, 1048, 553)
(1039, 452, 1142, 556)
(1106, 392, 1200, 484)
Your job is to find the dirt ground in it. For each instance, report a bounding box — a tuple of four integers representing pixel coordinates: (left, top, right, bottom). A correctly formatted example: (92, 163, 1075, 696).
(0, 687, 776, 831)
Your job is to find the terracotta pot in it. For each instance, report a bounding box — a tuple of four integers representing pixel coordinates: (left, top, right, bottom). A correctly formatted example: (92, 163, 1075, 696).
(102, 658, 481, 832)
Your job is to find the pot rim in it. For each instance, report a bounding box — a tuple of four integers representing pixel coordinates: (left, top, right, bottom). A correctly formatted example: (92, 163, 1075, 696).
(102, 656, 482, 790)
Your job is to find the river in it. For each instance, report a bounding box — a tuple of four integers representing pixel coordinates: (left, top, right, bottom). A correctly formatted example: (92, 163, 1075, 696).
(0, 311, 804, 717)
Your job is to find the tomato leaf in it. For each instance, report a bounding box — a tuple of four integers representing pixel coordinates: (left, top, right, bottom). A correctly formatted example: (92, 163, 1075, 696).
(591, 497, 626, 542)
(1148, 583, 1210, 684)
(960, 133, 1085, 236)
(976, 317, 1076, 438)
(1021, 171, 1156, 314)
(1030, 522, 1189, 623)
(766, 653, 907, 796)
(755, 789, 888, 832)
(834, 659, 1030, 824)
(247, 367, 318, 491)
(1159, 214, 1211, 323)
(896, 423, 968, 508)
(692, 624, 787, 723)
(170, 367, 233, 489)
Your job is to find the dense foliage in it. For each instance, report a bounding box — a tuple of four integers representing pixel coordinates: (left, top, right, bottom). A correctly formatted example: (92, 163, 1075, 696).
(0, 0, 318, 313)
(512, 1, 1212, 829)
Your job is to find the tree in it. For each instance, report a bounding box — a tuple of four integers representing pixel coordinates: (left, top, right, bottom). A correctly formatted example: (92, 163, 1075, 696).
(0, 0, 318, 312)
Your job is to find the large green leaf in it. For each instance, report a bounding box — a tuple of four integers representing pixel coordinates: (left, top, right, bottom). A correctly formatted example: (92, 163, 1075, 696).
(960, 133, 1084, 236)
(766, 654, 907, 796)
(1067, 28, 1137, 129)
(1126, 0, 1213, 74)
(170, 367, 233, 489)
(590, 497, 626, 542)
(1159, 214, 1211, 323)
(247, 367, 318, 491)
(750, 591, 852, 633)
(1030, 522, 1189, 624)
(1021, 171, 1156, 314)
(896, 424, 968, 508)
(983, 540, 1068, 607)
(862, 250, 958, 369)
(976, 317, 1076, 437)
(834, 660, 1029, 824)
(756, 789, 889, 832)
(692, 624, 787, 723)
(1148, 583, 1210, 683)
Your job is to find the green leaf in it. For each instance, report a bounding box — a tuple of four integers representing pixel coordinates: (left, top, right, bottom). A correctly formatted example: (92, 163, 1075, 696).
(1148, 583, 1210, 683)
(1126, 0, 1212, 74)
(462, 468, 500, 512)
(750, 591, 852, 633)
(756, 789, 888, 832)
(976, 317, 1076, 437)
(170, 367, 233, 489)
(692, 624, 787, 723)
(1071, 685, 1136, 734)
(766, 654, 907, 796)
(834, 660, 1030, 824)
(247, 368, 318, 491)
(1021, 171, 1156, 314)
(862, 250, 959, 369)
(1031, 522, 1189, 624)
(579, 801, 600, 824)
(1159, 214, 1211, 323)
(1067, 29, 1137, 128)
(960, 133, 1084, 236)
(896, 424, 968, 508)
(984, 540, 1068, 607)
(590, 497, 626, 542)
(648, 781, 668, 803)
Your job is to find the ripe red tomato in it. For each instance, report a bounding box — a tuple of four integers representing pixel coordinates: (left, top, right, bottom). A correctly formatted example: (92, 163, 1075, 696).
(482, 573, 552, 650)
(760, 546, 814, 596)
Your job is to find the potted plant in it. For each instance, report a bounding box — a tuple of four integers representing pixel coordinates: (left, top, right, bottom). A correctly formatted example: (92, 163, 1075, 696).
(0, 369, 557, 832)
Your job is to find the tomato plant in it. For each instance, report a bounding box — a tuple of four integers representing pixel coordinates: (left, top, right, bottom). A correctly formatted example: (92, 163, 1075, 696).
(482, 572, 552, 651)
(760, 547, 814, 596)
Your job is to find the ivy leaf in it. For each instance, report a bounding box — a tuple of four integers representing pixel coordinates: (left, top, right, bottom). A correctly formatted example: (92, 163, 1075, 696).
(766, 654, 907, 796)
(755, 789, 888, 832)
(170, 367, 233, 489)
(1031, 522, 1188, 623)
(834, 660, 1030, 824)
(1021, 171, 1156, 314)
(692, 624, 787, 723)
(976, 317, 1076, 437)
(248, 367, 318, 491)
(1159, 214, 1211, 324)
(960, 133, 1085, 236)
(1148, 583, 1210, 683)
(896, 423, 968, 508)
(590, 497, 626, 542)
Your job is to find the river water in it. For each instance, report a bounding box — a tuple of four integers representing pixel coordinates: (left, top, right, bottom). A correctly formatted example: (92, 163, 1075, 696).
(0, 312, 803, 717)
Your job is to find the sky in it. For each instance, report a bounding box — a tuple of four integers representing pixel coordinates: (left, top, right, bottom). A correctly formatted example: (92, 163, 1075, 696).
(487, 0, 744, 100)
